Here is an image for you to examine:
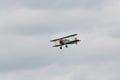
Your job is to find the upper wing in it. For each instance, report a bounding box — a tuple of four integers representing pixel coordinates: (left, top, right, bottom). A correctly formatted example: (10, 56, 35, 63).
(50, 38, 60, 42)
(62, 34, 77, 39)
(50, 34, 78, 42)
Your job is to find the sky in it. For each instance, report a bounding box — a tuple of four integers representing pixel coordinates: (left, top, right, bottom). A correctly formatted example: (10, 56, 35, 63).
(0, 0, 120, 80)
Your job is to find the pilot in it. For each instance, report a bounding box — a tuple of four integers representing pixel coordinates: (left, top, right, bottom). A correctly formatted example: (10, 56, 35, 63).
(59, 39, 64, 45)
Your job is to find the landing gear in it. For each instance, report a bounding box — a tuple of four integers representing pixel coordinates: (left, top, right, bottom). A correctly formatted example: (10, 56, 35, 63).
(75, 37, 77, 45)
(65, 45, 68, 48)
(76, 42, 77, 45)
(60, 46, 62, 49)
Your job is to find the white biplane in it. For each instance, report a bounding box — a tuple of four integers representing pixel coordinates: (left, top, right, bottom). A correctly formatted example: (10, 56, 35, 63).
(50, 34, 80, 49)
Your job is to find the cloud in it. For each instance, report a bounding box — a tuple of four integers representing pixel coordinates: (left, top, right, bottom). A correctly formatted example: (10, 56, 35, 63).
(0, 31, 120, 72)
(0, 0, 120, 80)
(0, 0, 108, 10)
(0, 0, 120, 36)
(0, 63, 120, 80)
(0, 8, 97, 35)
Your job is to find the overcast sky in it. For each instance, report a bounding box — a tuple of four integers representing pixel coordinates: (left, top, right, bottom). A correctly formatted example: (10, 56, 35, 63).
(0, 0, 120, 80)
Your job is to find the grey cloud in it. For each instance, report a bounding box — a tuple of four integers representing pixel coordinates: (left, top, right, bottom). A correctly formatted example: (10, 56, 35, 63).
(1, 0, 120, 36)
(1, 9, 97, 35)
(4, 22, 93, 35)
(22, 0, 105, 9)
(0, 51, 120, 72)
(0, 1, 120, 80)
(0, 61, 120, 80)
(0, 0, 108, 10)
(0, 54, 52, 72)
(108, 28, 120, 38)
(0, 34, 120, 72)
(110, 32, 120, 38)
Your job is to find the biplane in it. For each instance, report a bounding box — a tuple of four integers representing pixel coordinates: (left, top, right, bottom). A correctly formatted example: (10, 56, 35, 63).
(50, 34, 80, 49)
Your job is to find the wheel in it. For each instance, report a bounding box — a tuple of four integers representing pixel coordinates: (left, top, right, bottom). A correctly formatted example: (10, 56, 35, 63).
(60, 46, 62, 49)
(65, 45, 68, 48)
